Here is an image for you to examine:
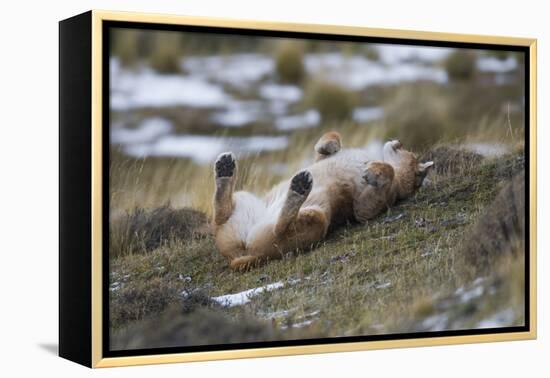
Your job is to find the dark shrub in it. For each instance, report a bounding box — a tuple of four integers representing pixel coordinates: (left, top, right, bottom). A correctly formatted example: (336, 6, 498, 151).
(275, 41, 305, 83)
(444, 50, 477, 81)
(110, 206, 209, 257)
(422, 146, 483, 175)
(458, 171, 525, 277)
(306, 80, 356, 122)
(383, 84, 448, 149)
(111, 306, 283, 350)
(149, 31, 183, 73)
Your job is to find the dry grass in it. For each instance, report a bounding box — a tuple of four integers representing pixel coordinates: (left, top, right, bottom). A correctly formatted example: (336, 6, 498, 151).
(109, 121, 383, 217)
(109, 149, 526, 348)
(149, 31, 184, 74)
(109, 206, 209, 258)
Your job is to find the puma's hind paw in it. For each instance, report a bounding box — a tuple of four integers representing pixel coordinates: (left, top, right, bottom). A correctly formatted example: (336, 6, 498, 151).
(215, 152, 236, 178)
(290, 170, 313, 196)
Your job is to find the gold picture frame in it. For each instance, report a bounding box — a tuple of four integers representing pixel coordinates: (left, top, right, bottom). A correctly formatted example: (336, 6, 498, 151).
(59, 9, 537, 368)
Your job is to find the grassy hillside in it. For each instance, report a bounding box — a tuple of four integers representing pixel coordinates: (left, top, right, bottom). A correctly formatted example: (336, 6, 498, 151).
(109, 146, 525, 350)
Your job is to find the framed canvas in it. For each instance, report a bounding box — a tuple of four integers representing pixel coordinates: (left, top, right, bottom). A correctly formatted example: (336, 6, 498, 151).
(59, 10, 537, 368)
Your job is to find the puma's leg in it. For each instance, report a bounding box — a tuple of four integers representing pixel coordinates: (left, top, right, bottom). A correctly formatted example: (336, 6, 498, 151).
(230, 255, 265, 271)
(213, 152, 237, 226)
(235, 206, 330, 271)
(283, 206, 329, 252)
(215, 191, 266, 263)
(314, 131, 342, 161)
(274, 170, 313, 235)
(354, 161, 395, 223)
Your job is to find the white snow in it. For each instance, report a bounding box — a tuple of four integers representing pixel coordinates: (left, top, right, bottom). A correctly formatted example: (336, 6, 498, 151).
(352, 106, 384, 123)
(477, 56, 518, 73)
(275, 110, 320, 130)
(375, 44, 453, 65)
(421, 314, 449, 331)
(305, 53, 448, 90)
(211, 281, 285, 307)
(110, 58, 232, 110)
(264, 309, 292, 319)
(183, 54, 274, 88)
(459, 285, 484, 303)
(259, 83, 303, 102)
(111, 117, 173, 144)
(210, 100, 263, 127)
(375, 282, 392, 289)
(476, 309, 515, 329)
(462, 142, 510, 157)
(281, 320, 314, 330)
(123, 134, 288, 164)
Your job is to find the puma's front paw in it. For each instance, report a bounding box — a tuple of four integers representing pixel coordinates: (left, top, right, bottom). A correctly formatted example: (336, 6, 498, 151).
(215, 152, 236, 178)
(290, 170, 313, 196)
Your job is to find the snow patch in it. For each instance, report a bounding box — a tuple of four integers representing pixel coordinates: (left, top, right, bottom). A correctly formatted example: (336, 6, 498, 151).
(477, 56, 518, 73)
(111, 117, 173, 144)
(305, 53, 448, 90)
(259, 83, 303, 102)
(110, 58, 232, 110)
(183, 54, 274, 88)
(462, 143, 510, 157)
(211, 281, 285, 307)
(275, 110, 320, 130)
(477, 309, 515, 329)
(123, 134, 288, 164)
(211, 100, 263, 127)
(352, 106, 384, 123)
(375, 44, 453, 65)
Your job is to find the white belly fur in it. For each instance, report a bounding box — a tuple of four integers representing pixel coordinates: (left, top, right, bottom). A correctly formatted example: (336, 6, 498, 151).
(229, 148, 373, 243)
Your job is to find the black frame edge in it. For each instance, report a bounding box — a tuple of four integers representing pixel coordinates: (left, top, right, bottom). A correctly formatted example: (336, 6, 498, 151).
(102, 21, 531, 359)
(59, 10, 93, 368)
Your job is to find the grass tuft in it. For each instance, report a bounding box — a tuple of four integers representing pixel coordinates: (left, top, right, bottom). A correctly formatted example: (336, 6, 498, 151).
(305, 80, 356, 122)
(275, 41, 306, 84)
(457, 169, 525, 279)
(110, 206, 209, 258)
(149, 31, 184, 74)
(382, 84, 449, 149)
(444, 50, 477, 81)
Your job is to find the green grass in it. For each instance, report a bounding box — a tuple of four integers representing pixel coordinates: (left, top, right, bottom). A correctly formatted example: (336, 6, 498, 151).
(109, 149, 525, 349)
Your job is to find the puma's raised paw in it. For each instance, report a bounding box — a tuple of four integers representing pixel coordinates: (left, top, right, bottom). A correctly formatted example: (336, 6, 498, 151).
(314, 131, 342, 157)
(290, 170, 313, 196)
(215, 152, 236, 178)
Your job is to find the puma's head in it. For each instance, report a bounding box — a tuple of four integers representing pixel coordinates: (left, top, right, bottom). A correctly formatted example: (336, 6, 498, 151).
(383, 140, 434, 199)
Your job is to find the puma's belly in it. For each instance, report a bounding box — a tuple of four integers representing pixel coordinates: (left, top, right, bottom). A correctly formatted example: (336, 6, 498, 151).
(308, 148, 368, 191)
(306, 149, 370, 224)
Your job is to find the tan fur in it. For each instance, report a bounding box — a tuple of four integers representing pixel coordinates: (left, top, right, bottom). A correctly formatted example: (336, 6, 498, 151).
(213, 133, 433, 270)
(314, 131, 342, 161)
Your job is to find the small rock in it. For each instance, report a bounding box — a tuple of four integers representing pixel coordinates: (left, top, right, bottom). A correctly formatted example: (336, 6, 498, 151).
(428, 226, 439, 233)
(330, 251, 356, 263)
(178, 274, 192, 282)
(383, 213, 406, 224)
(415, 217, 427, 227)
(375, 282, 392, 289)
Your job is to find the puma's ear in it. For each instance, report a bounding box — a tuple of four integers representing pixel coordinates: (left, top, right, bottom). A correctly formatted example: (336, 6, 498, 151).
(418, 161, 434, 172)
